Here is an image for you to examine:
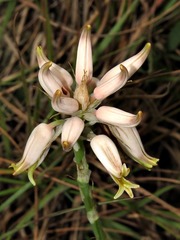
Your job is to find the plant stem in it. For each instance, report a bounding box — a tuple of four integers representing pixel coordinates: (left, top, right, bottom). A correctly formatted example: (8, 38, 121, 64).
(73, 141, 106, 239)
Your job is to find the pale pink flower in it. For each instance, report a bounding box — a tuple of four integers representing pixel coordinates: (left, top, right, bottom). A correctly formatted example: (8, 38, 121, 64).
(10, 123, 56, 184)
(109, 126, 159, 169)
(37, 47, 73, 98)
(75, 25, 93, 85)
(52, 90, 79, 115)
(11, 25, 157, 197)
(93, 43, 151, 100)
(61, 117, 84, 151)
(96, 106, 142, 127)
(90, 135, 139, 198)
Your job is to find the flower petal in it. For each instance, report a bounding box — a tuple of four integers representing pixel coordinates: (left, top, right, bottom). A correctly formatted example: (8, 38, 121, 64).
(75, 25, 93, 85)
(61, 117, 84, 151)
(109, 126, 159, 169)
(90, 135, 122, 178)
(96, 106, 142, 127)
(52, 90, 79, 115)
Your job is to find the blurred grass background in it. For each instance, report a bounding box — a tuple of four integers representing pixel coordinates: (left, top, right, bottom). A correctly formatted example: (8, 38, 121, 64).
(0, 0, 180, 239)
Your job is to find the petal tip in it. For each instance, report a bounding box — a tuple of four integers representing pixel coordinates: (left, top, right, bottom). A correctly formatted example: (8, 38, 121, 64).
(36, 45, 42, 52)
(138, 111, 143, 121)
(62, 141, 71, 152)
(86, 24, 91, 30)
(146, 42, 151, 49)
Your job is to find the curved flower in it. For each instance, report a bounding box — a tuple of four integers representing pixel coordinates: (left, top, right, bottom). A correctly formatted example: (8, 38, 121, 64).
(10, 123, 56, 185)
(96, 106, 142, 127)
(61, 117, 84, 151)
(109, 126, 159, 170)
(37, 47, 74, 90)
(38, 61, 72, 98)
(52, 89, 79, 115)
(93, 64, 128, 100)
(90, 135, 139, 198)
(93, 43, 151, 100)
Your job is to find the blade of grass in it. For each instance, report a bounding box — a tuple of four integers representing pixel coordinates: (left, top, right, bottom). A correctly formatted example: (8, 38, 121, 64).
(0, 106, 11, 158)
(93, 0, 139, 62)
(0, 184, 68, 239)
(0, 182, 32, 212)
(0, 0, 16, 43)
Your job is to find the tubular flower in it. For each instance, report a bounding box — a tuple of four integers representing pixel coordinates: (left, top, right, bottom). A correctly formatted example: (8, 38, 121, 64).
(109, 126, 159, 170)
(90, 135, 139, 198)
(10, 123, 56, 185)
(11, 25, 158, 198)
(75, 24, 93, 85)
(61, 117, 84, 152)
(93, 43, 151, 100)
(37, 47, 73, 98)
(96, 106, 142, 127)
(52, 90, 79, 115)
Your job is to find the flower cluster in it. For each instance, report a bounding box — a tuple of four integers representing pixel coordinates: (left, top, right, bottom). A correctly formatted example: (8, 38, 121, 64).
(11, 25, 158, 198)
